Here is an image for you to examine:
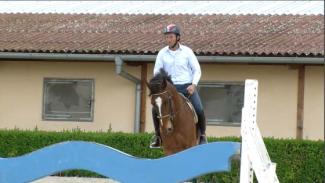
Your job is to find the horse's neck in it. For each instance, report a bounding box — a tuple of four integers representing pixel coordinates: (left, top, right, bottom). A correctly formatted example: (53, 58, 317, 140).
(167, 84, 183, 107)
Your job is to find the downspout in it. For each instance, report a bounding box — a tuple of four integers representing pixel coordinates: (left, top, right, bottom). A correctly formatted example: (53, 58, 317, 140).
(296, 65, 305, 139)
(115, 56, 141, 133)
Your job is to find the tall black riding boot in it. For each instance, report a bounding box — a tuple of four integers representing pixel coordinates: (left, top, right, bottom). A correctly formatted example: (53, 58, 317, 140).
(150, 108, 162, 148)
(197, 110, 208, 144)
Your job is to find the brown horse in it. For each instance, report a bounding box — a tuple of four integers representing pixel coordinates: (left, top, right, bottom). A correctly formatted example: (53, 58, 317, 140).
(147, 69, 199, 155)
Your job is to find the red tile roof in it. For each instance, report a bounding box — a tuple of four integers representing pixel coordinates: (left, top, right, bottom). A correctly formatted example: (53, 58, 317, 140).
(0, 13, 323, 56)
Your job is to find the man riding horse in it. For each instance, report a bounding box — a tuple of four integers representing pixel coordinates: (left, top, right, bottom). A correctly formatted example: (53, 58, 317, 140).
(150, 24, 207, 148)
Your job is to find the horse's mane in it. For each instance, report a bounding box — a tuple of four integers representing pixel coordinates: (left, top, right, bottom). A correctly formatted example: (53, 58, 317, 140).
(148, 68, 173, 95)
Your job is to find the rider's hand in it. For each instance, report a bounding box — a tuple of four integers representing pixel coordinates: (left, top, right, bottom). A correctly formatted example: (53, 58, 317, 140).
(186, 84, 196, 96)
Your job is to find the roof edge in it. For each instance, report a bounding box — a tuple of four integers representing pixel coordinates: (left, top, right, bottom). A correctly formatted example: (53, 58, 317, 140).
(0, 52, 323, 65)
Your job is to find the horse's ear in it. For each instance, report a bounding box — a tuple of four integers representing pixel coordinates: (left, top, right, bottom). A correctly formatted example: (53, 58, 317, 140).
(162, 78, 167, 89)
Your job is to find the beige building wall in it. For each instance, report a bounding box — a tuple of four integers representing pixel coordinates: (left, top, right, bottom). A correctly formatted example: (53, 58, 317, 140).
(303, 66, 324, 140)
(0, 61, 322, 140)
(0, 61, 140, 133)
(146, 64, 299, 139)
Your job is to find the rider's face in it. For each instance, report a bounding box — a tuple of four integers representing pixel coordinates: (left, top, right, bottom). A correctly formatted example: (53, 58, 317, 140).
(165, 33, 177, 47)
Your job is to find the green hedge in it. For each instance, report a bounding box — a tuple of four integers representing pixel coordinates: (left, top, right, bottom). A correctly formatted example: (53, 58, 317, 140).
(0, 129, 323, 183)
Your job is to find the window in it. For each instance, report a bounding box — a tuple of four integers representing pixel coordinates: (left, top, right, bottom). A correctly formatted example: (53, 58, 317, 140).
(42, 78, 94, 121)
(198, 82, 244, 126)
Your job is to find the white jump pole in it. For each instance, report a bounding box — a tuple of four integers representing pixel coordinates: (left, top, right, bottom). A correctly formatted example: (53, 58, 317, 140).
(240, 80, 279, 183)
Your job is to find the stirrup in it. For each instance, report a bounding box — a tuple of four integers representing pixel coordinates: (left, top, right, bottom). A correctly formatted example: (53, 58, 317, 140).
(199, 135, 208, 145)
(149, 135, 162, 149)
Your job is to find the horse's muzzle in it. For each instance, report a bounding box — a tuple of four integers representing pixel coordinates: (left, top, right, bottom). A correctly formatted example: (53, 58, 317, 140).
(167, 127, 173, 133)
(166, 120, 173, 133)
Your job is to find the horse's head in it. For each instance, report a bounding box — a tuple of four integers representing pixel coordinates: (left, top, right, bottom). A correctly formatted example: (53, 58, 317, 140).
(147, 69, 176, 134)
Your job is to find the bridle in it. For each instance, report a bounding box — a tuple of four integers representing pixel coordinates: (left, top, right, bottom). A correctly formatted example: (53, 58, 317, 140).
(151, 90, 178, 122)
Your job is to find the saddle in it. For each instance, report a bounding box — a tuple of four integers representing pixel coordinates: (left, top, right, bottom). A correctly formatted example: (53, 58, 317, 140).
(178, 93, 198, 124)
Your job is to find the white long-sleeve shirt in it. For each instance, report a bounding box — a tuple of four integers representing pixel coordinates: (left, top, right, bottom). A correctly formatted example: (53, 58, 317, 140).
(153, 44, 201, 85)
